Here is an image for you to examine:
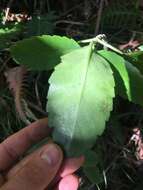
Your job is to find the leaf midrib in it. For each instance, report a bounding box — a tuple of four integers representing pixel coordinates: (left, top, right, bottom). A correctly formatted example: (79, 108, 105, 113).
(67, 44, 93, 149)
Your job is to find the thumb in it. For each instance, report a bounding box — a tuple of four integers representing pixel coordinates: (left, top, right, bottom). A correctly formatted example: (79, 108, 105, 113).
(2, 144, 63, 190)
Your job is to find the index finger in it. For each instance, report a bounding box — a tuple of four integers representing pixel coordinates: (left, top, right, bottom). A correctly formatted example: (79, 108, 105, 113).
(0, 118, 50, 171)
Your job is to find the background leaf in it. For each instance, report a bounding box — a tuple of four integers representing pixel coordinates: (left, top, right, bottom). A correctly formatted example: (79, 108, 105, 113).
(24, 12, 57, 37)
(83, 166, 103, 184)
(84, 150, 102, 167)
(98, 50, 131, 99)
(47, 45, 115, 157)
(0, 22, 23, 50)
(99, 50, 143, 106)
(10, 35, 80, 71)
(127, 51, 143, 74)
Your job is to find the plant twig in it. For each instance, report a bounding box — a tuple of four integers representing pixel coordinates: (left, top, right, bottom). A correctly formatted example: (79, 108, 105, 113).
(80, 34, 123, 54)
(35, 74, 42, 108)
(27, 101, 48, 116)
(55, 20, 88, 26)
(95, 0, 104, 35)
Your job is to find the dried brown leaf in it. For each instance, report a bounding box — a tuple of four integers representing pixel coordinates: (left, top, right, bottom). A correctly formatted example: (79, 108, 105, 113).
(5, 66, 31, 124)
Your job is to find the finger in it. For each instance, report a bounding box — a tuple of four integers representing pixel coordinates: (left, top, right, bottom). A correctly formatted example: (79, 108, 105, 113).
(59, 156, 84, 177)
(0, 174, 5, 187)
(56, 175, 79, 190)
(49, 156, 84, 188)
(0, 118, 50, 171)
(1, 144, 63, 190)
(7, 146, 43, 179)
(7, 143, 55, 179)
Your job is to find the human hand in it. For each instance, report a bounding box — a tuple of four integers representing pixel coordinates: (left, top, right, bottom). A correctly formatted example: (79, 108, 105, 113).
(0, 118, 84, 190)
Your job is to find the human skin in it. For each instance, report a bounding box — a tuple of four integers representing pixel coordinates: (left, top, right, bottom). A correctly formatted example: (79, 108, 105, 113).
(0, 118, 84, 190)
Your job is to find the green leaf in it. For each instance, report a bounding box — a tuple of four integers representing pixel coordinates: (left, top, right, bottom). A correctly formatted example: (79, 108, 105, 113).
(84, 150, 101, 167)
(98, 50, 131, 99)
(124, 60, 143, 106)
(47, 45, 115, 157)
(83, 148, 104, 184)
(10, 35, 80, 71)
(0, 22, 23, 50)
(126, 51, 143, 74)
(99, 50, 143, 106)
(83, 166, 103, 184)
(24, 12, 57, 37)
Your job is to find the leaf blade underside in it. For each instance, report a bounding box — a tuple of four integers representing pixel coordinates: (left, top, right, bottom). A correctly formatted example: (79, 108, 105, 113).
(47, 45, 115, 157)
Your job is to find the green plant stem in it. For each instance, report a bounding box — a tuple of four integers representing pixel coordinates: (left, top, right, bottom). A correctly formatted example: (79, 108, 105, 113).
(79, 34, 123, 55)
